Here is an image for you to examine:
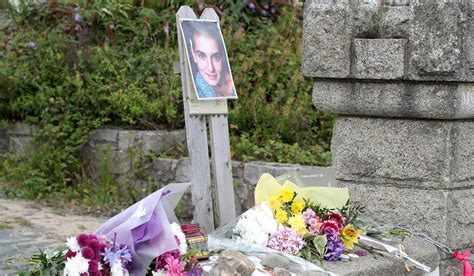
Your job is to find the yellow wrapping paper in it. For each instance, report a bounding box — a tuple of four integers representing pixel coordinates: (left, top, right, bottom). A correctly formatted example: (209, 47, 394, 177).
(254, 173, 349, 209)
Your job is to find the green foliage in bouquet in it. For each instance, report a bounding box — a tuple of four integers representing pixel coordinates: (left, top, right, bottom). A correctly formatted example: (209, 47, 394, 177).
(0, 1, 334, 206)
(20, 248, 66, 276)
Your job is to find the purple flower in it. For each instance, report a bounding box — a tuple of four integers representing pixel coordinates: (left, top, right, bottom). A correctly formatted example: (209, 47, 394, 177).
(102, 244, 132, 266)
(302, 208, 316, 221)
(109, 23, 115, 30)
(248, 2, 256, 11)
(5, 44, 12, 52)
(74, 25, 82, 32)
(28, 42, 36, 49)
(197, 1, 204, 10)
(74, 14, 81, 23)
(323, 228, 344, 261)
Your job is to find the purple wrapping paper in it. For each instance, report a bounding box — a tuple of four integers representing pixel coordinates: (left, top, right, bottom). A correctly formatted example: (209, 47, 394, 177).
(94, 182, 191, 275)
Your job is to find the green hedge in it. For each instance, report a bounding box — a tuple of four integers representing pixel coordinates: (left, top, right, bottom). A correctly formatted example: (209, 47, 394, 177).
(0, 1, 334, 201)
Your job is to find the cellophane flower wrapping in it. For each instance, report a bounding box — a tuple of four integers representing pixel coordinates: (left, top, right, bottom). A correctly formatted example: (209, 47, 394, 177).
(94, 182, 190, 275)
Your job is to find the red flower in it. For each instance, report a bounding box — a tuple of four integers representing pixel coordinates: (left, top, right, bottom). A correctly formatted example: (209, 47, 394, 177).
(328, 213, 345, 230)
(65, 250, 76, 259)
(319, 220, 340, 233)
(77, 233, 90, 247)
(89, 260, 99, 272)
(82, 247, 95, 260)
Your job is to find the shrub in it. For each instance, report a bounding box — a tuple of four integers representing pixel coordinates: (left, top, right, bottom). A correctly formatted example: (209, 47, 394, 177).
(0, 1, 334, 203)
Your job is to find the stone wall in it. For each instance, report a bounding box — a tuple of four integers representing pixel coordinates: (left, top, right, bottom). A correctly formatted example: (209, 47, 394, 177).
(0, 123, 322, 217)
(302, 0, 473, 274)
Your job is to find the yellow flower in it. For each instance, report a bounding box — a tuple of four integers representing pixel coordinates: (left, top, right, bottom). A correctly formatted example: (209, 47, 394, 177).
(275, 208, 288, 224)
(267, 194, 281, 211)
(340, 224, 363, 250)
(280, 187, 295, 203)
(290, 201, 305, 214)
(288, 214, 307, 235)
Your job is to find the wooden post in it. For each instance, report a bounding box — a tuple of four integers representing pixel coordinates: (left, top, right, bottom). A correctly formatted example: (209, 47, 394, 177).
(176, 6, 215, 232)
(176, 6, 236, 230)
(199, 7, 237, 228)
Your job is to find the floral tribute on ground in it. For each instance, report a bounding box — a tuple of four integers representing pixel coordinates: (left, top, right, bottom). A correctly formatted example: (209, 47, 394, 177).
(26, 183, 206, 276)
(233, 185, 363, 264)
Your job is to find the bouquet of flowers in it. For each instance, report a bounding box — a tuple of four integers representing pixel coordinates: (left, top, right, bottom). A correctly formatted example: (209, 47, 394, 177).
(63, 233, 132, 275)
(26, 183, 204, 276)
(264, 186, 364, 263)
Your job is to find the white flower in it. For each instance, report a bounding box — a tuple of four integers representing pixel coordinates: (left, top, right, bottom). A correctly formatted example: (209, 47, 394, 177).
(63, 255, 89, 276)
(111, 261, 129, 276)
(170, 222, 188, 255)
(152, 270, 167, 276)
(65, 236, 81, 253)
(233, 203, 278, 247)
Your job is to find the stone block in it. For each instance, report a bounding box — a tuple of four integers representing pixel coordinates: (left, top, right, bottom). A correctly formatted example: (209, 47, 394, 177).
(410, 2, 464, 76)
(381, 6, 413, 38)
(339, 182, 474, 249)
(451, 121, 474, 182)
(312, 81, 474, 119)
(90, 129, 118, 144)
(213, 249, 255, 275)
(139, 130, 186, 154)
(0, 127, 8, 152)
(439, 251, 473, 276)
(352, 39, 406, 79)
(8, 123, 35, 135)
(468, 15, 474, 67)
(117, 130, 136, 150)
(174, 158, 191, 183)
(8, 136, 33, 156)
(150, 158, 179, 183)
(350, 0, 380, 38)
(331, 117, 473, 188)
(446, 190, 474, 249)
(302, 0, 352, 78)
(383, 0, 409, 6)
(323, 236, 439, 275)
(261, 254, 291, 269)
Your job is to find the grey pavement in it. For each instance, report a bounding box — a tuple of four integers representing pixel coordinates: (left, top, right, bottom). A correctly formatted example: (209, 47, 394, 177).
(0, 188, 105, 275)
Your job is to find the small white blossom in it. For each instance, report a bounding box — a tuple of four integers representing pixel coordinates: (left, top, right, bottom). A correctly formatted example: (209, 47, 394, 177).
(63, 255, 89, 275)
(170, 222, 188, 255)
(65, 236, 81, 253)
(152, 270, 167, 276)
(233, 203, 278, 247)
(111, 261, 129, 276)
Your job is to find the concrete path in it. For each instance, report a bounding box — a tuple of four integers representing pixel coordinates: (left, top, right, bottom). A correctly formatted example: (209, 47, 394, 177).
(0, 190, 106, 275)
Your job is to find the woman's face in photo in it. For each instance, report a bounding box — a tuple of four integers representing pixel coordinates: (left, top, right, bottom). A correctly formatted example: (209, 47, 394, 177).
(192, 33, 223, 86)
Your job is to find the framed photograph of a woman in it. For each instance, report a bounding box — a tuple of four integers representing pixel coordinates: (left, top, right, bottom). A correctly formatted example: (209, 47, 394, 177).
(180, 19, 238, 100)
